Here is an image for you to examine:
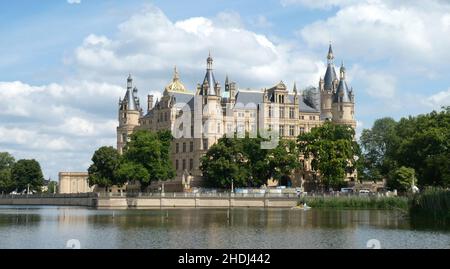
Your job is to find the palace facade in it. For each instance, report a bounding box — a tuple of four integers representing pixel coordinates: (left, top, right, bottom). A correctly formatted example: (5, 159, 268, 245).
(116, 44, 356, 192)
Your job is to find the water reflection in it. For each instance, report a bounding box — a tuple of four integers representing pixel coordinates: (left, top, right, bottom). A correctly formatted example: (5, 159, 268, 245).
(0, 206, 448, 249)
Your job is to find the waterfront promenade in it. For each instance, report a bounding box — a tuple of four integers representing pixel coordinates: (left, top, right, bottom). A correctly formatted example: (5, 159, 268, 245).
(0, 193, 299, 209)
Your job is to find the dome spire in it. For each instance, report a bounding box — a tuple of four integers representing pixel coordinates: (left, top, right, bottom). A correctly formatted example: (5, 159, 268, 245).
(173, 66, 180, 81)
(327, 41, 334, 64)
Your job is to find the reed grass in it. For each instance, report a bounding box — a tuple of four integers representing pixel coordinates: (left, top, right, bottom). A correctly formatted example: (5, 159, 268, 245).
(298, 195, 409, 210)
(409, 187, 450, 224)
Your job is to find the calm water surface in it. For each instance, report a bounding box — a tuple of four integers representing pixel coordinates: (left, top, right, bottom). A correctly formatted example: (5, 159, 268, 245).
(0, 206, 448, 249)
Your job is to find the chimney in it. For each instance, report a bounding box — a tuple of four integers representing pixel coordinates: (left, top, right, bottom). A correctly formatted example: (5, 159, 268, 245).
(147, 95, 154, 112)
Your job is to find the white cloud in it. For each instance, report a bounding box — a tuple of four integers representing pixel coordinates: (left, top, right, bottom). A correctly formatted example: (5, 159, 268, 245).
(71, 6, 323, 90)
(67, 0, 81, 4)
(298, 0, 450, 70)
(349, 65, 397, 99)
(423, 88, 450, 109)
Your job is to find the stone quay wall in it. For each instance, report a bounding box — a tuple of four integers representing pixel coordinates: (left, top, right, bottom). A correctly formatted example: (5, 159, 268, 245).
(0, 193, 299, 209)
(94, 193, 299, 209)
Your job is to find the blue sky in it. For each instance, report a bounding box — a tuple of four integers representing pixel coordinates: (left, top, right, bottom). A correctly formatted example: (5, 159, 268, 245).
(0, 0, 449, 180)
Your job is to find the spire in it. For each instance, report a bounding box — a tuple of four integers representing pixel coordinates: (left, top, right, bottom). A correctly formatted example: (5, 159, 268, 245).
(327, 42, 334, 64)
(165, 66, 187, 92)
(202, 52, 217, 95)
(225, 74, 229, 85)
(340, 61, 346, 80)
(207, 51, 213, 70)
(324, 43, 337, 91)
(293, 82, 298, 93)
(127, 74, 133, 90)
(173, 66, 180, 81)
(121, 74, 140, 111)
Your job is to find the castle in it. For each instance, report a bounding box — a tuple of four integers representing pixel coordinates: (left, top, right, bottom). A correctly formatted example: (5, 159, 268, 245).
(116, 44, 356, 192)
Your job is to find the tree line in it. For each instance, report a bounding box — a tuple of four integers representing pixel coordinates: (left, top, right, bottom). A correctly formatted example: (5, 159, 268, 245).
(359, 106, 450, 192)
(0, 152, 45, 194)
(201, 122, 360, 190)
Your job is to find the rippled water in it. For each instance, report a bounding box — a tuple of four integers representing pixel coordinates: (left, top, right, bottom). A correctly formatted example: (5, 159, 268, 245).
(0, 206, 448, 249)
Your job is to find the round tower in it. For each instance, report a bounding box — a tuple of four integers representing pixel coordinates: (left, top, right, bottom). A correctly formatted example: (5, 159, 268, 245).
(117, 74, 141, 154)
(331, 63, 356, 128)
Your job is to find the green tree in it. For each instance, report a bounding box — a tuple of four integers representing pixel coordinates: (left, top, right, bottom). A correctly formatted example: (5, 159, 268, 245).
(297, 122, 360, 190)
(0, 152, 16, 193)
(123, 130, 175, 190)
(88, 146, 122, 191)
(0, 152, 15, 170)
(360, 107, 450, 189)
(268, 139, 299, 186)
(115, 161, 149, 185)
(240, 135, 271, 187)
(200, 137, 249, 189)
(387, 166, 416, 193)
(11, 159, 44, 193)
(393, 108, 450, 188)
(360, 118, 398, 181)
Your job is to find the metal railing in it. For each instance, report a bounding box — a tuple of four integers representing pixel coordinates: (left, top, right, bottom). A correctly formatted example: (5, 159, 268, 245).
(0, 193, 98, 199)
(96, 192, 300, 199)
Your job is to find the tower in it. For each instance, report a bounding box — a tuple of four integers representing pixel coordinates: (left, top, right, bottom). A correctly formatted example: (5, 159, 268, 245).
(196, 52, 223, 150)
(117, 74, 142, 154)
(320, 43, 338, 121)
(331, 62, 356, 128)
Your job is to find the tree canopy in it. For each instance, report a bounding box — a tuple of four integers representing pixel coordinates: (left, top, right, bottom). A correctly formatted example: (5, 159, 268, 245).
(11, 159, 44, 193)
(88, 146, 122, 189)
(123, 130, 175, 190)
(297, 122, 360, 190)
(201, 134, 300, 189)
(0, 152, 16, 193)
(360, 106, 450, 189)
(88, 130, 175, 192)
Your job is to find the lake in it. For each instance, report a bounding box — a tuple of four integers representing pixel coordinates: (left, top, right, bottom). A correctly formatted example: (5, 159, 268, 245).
(0, 206, 448, 249)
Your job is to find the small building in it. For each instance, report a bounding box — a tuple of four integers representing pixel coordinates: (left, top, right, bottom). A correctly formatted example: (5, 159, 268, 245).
(58, 172, 94, 194)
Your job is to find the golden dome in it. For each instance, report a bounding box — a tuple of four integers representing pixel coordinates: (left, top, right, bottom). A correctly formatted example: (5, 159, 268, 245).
(165, 66, 188, 93)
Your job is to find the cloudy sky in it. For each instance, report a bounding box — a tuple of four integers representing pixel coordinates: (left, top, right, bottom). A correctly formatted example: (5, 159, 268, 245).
(1, 0, 449, 180)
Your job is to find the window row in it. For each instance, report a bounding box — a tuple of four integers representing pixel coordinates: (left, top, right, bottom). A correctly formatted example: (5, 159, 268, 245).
(175, 159, 194, 171)
(175, 141, 195, 153)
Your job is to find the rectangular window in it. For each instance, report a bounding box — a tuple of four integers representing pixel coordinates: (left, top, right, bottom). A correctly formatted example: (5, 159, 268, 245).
(237, 124, 245, 134)
(176, 143, 179, 153)
(289, 108, 295, 119)
(268, 124, 273, 131)
(176, 160, 179, 170)
(189, 159, 194, 170)
(289, 125, 295, 136)
(268, 106, 273, 118)
(183, 142, 186, 153)
(203, 139, 208, 151)
(190, 141, 194, 152)
(280, 125, 285, 137)
(299, 127, 305, 134)
(182, 159, 186, 170)
(300, 115, 304, 120)
(227, 123, 232, 133)
(280, 107, 285, 119)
